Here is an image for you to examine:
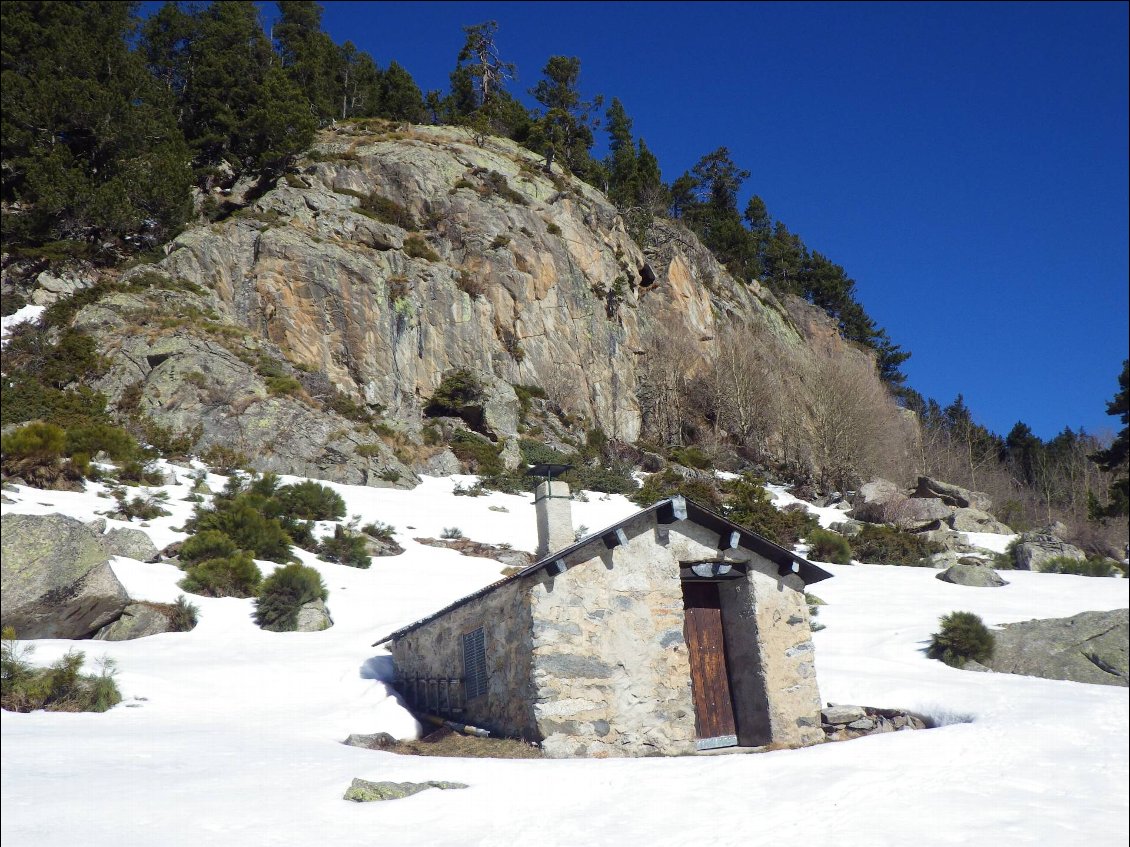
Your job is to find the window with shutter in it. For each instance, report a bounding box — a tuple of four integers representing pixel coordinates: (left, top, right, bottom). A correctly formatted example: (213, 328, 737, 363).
(462, 627, 487, 699)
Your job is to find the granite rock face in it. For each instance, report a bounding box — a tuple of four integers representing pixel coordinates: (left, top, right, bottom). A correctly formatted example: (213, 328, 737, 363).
(58, 123, 884, 485)
(985, 609, 1128, 686)
(1012, 530, 1087, 571)
(1, 513, 129, 639)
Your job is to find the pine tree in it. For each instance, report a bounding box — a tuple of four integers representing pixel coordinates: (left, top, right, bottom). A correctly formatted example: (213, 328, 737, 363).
(1090, 360, 1129, 517)
(275, 0, 340, 124)
(605, 98, 639, 209)
(378, 60, 426, 122)
(2, 0, 192, 248)
(528, 56, 602, 175)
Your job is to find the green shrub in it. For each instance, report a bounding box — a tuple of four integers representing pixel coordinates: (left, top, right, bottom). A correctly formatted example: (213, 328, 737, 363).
(992, 539, 1019, 570)
(565, 462, 638, 496)
(519, 438, 573, 466)
(441, 527, 464, 540)
(62, 424, 137, 461)
(265, 376, 303, 396)
(425, 369, 485, 424)
(1039, 556, 1120, 577)
(928, 611, 994, 668)
(179, 530, 240, 566)
(179, 551, 262, 598)
(853, 524, 942, 566)
(115, 459, 165, 486)
(189, 498, 293, 563)
(1, 633, 121, 713)
(403, 234, 439, 261)
(720, 476, 818, 547)
(359, 194, 416, 229)
(546, 222, 562, 236)
(362, 521, 395, 542)
(668, 445, 712, 470)
(632, 468, 724, 511)
(274, 480, 346, 521)
(481, 171, 527, 205)
(490, 234, 511, 249)
(806, 528, 853, 564)
(450, 430, 503, 475)
(1, 421, 66, 463)
(318, 525, 371, 568)
(253, 564, 328, 632)
(200, 445, 250, 473)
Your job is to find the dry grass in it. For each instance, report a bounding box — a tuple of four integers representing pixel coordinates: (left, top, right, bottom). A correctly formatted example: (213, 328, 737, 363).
(381, 727, 544, 759)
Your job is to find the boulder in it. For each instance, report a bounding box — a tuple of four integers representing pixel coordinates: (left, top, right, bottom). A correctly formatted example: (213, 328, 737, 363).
(344, 732, 398, 750)
(947, 507, 1012, 535)
(849, 479, 902, 523)
(29, 269, 95, 306)
(829, 519, 864, 538)
(294, 599, 333, 632)
(821, 704, 866, 725)
(1013, 531, 1086, 571)
(890, 496, 951, 530)
(103, 527, 160, 562)
(936, 562, 1009, 587)
(985, 609, 1128, 686)
(1, 513, 129, 639)
(94, 603, 175, 641)
(913, 477, 992, 512)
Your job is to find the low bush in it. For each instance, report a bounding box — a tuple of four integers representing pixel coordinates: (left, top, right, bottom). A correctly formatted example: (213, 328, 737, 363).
(852, 524, 942, 566)
(253, 564, 328, 632)
(274, 480, 346, 521)
(1039, 556, 1120, 577)
(178, 530, 240, 566)
(565, 462, 638, 496)
(362, 521, 395, 542)
(111, 489, 171, 521)
(668, 445, 712, 470)
(424, 369, 484, 423)
(927, 611, 994, 668)
(632, 468, 724, 512)
(721, 475, 818, 547)
(1, 632, 121, 713)
(179, 551, 262, 598)
(189, 498, 293, 563)
(318, 525, 371, 568)
(441, 527, 464, 540)
(449, 430, 503, 475)
(806, 528, 853, 564)
(359, 194, 416, 229)
(403, 234, 439, 262)
(168, 596, 200, 632)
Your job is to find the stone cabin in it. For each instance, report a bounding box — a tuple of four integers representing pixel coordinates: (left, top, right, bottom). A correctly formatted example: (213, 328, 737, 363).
(374, 482, 833, 758)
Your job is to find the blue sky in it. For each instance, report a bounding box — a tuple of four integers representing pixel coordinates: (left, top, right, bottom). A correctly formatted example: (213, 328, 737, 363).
(254, 2, 1129, 440)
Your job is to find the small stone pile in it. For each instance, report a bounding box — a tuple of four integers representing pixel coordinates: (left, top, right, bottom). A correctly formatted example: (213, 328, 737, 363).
(821, 704, 928, 742)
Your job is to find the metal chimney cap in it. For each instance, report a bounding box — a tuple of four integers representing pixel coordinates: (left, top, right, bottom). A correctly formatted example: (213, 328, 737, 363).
(526, 463, 573, 481)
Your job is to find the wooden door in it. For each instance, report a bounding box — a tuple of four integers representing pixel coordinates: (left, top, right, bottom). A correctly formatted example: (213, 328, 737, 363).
(681, 581, 737, 746)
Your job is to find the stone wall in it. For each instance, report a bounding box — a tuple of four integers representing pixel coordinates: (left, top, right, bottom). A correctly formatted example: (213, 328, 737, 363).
(387, 579, 537, 740)
(527, 512, 698, 757)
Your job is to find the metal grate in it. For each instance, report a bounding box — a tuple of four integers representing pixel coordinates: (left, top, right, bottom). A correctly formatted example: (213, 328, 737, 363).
(462, 627, 487, 700)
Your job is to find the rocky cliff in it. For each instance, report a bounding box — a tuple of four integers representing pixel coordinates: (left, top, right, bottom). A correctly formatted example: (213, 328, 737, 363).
(30, 121, 884, 485)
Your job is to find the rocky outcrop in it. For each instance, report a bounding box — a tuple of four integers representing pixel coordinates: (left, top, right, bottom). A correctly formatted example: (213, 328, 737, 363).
(1013, 529, 1087, 571)
(413, 535, 533, 569)
(985, 609, 1128, 686)
(94, 602, 178, 641)
(1, 514, 129, 639)
(913, 477, 992, 512)
(820, 704, 929, 742)
(936, 561, 1008, 587)
(50, 122, 886, 485)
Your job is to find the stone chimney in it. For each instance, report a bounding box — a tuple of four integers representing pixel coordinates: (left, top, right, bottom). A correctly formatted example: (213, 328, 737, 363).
(535, 480, 573, 558)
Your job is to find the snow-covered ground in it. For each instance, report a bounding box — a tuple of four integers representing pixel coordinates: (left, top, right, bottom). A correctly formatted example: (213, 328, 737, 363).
(2, 466, 1127, 847)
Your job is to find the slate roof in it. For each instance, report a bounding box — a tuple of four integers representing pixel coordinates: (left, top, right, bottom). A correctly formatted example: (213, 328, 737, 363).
(372, 494, 833, 646)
